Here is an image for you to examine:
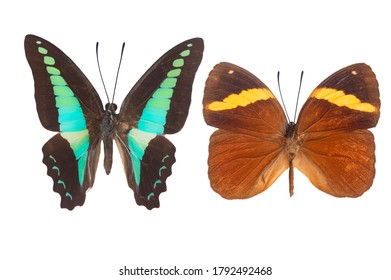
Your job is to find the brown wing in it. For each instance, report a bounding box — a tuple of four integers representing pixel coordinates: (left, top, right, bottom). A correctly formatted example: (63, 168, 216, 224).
(294, 63, 380, 197)
(203, 62, 289, 198)
(208, 130, 289, 198)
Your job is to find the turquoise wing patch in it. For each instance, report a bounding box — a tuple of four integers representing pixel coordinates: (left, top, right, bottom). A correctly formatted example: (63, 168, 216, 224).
(137, 42, 194, 135)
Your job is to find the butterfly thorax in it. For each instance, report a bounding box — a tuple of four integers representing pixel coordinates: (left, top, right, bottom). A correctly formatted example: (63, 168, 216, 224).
(102, 103, 118, 135)
(284, 121, 303, 161)
(102, 103, 119, 175)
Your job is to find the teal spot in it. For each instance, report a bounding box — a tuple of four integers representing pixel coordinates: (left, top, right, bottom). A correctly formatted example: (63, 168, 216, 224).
(154, 180, 161, 189)
(38, 47, 48, 54)
(58, 106, 83, 116)
(66, 192, 73, 200)
(58, 107, 84, 122)
(50, 75, 67, 86)
(52, 166, 60, 176)
(159, 166, 167, 176)
(36, 40, 42, 45)
(55, 96, 80, 107)
(138, 120, 164, 134)
(180, 49, 190, 57)
(78, 153, 87, 186)
(160, 77, 177, 88)
(60, 119, 87, 132)
(147, 193, 154, 200)
(59, 113, 84, 124)
(172, 58, 184, 67)
(44, 56, 55, 65)
(167, 68, 181, 78)
(58, 180, 66, 189)
(187, 43, 193, 47)
(140, 108, 167, 125)
(53, 86, 73, 96)
(145, 98, 170, 110)
(47, 66, 61, 75)
(162, 155, 169, 162)
(153, 88, 173, 99)
(49, 155, 56, 162)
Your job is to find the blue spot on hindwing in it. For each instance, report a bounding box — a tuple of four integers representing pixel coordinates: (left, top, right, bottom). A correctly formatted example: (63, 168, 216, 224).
(159, 166, 167, 177)
(52, 166, 60, 176)
(66, 192, 73, 200)
(162, 155, 169, 162)
(153, 180, 162, 189)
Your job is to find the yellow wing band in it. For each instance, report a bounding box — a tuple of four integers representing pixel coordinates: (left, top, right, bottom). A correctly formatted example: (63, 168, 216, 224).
(311, 88, 376, 113)
(207, 88, 274, 111)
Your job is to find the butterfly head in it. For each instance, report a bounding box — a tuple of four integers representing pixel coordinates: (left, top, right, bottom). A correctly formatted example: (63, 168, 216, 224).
(105, 103, 118, 113)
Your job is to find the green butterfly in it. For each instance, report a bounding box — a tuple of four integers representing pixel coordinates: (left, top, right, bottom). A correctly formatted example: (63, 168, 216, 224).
(25, 35, 204, 210)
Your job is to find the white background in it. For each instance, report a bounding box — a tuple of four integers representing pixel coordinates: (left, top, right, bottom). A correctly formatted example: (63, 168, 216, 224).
(1, 1, 390, 279)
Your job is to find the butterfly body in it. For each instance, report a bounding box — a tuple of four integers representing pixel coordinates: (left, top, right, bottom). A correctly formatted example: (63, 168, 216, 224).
(203, 62, 379, 199)
(25, 35, 204, 210)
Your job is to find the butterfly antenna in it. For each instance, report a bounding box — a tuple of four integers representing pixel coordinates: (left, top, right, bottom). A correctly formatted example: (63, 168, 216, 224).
(96, 42, 110, 103)
(112, 42, 125, 103)
(277, 71, 291, 123)
(293, 71, 304, 122)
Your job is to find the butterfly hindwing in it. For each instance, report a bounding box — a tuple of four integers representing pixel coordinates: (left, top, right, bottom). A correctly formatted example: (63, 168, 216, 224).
(294, 63, 380, 197)
(42, 134, 101, 209)
(203, 62, 290, 198)
(115, 38, 204, 208)
(25, 35, 104, 209)
(208, 130, 289, 199)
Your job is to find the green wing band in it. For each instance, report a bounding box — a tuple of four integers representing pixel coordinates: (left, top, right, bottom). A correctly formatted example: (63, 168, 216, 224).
(137, 44, 193, 134)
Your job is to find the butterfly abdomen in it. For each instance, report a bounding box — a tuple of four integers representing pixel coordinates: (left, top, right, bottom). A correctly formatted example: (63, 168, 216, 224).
(101, 103, 119, 175)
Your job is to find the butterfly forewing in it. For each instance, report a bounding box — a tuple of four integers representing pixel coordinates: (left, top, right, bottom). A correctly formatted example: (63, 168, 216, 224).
(116, 38, 204, 209)
(203, 62, 290, 198)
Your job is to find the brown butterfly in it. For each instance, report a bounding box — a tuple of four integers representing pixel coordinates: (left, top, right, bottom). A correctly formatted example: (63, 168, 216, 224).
(203, 62, 380, 199)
